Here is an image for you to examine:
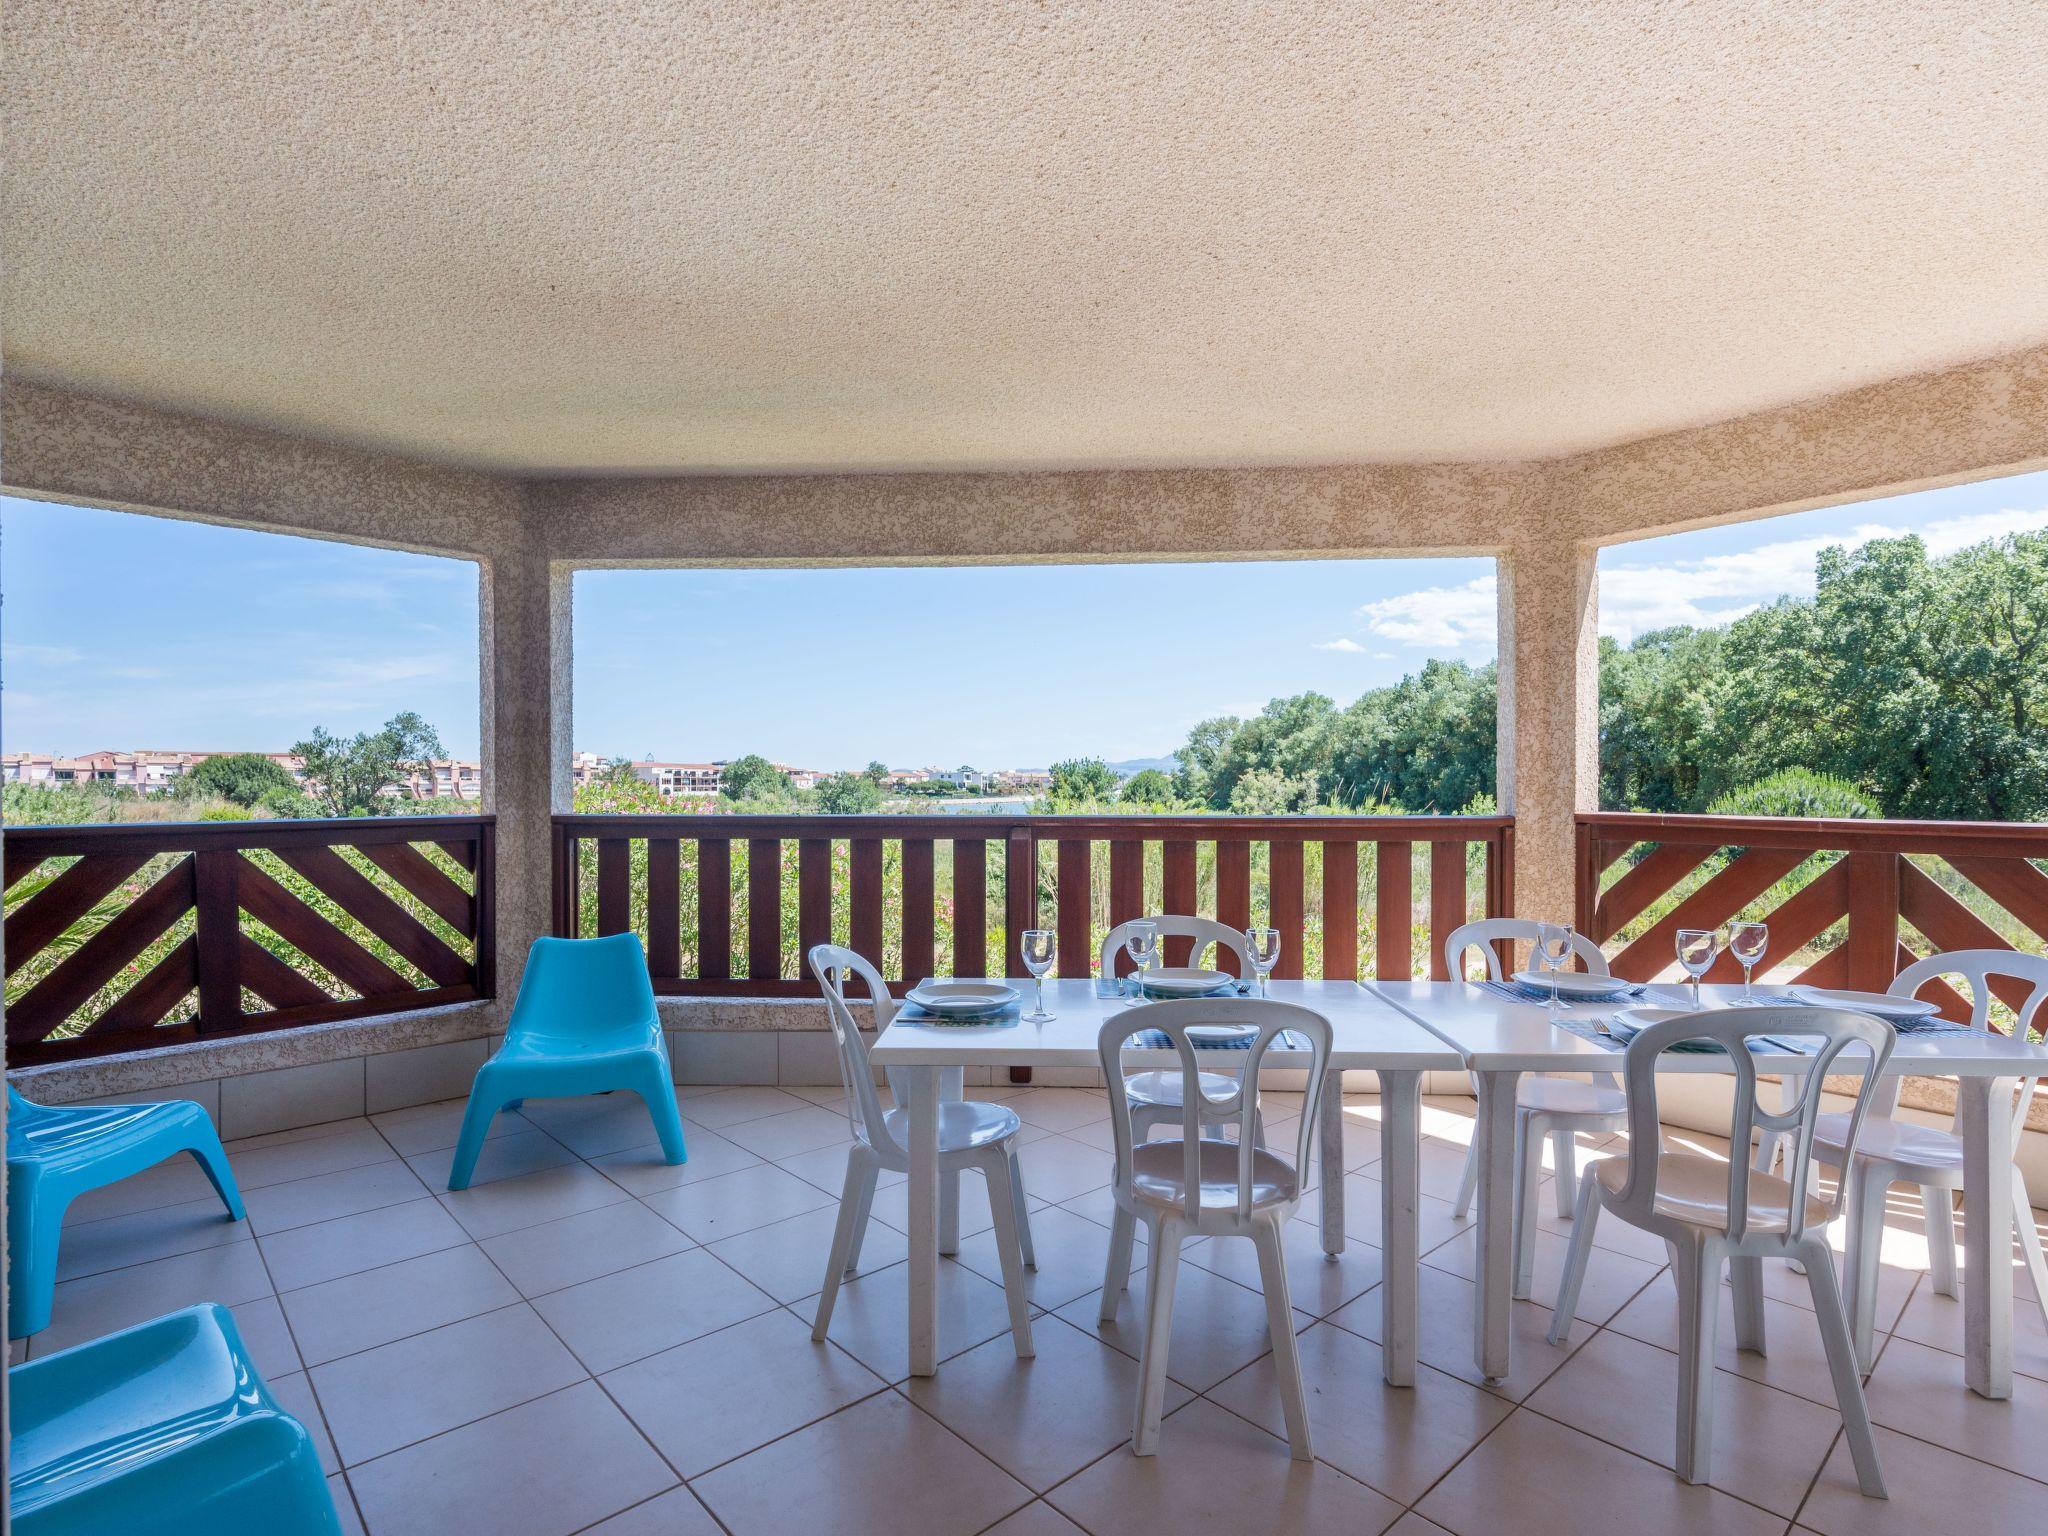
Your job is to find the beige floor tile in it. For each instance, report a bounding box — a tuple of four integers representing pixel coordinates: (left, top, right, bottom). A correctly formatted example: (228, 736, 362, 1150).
(228, 1123, 397, 1190)
(1413, 1137, 1483, 1203)
(601, 1308, 887, 1476)
(1182, 1217, 1386, 1318)
(1383, 1516, 1459, 1536)
(260, 1197, 472, 1291)
(228, 1294, 305, 1377)
(1799, 1423, 2047, 1536)
(60, 1155, 226, 1223)
(866, 1170, 1001, 1241)
(439, 1162, 632, 1240)
(1751, 1235, 1919, 1333)
(311, 1304, 585, 1465)
(811, 1258, 1027, 1381)
(774, 1137, 902, 1195)
(283, 1245, 521, 1366)
(708, 1202, 907, 1303)
(1006, 1088, 1113, 1134)
(1862, 1334, 2048, 1483)
(593, 1127, 762, 1195)
(1608, 1278, 1877, 1408)
(1325, 1173, 1468, 1256)
(1048, 1396, 1402, 1536)
(1529, 1176, 1674, 1265)
(1425, 1220, 1665, 1326)
(980, 1502, 1089, 1536)
(531, 1247, 776, 1373)
(270, 1369, 340, 1474)
(1011, 1134, 1115, 1203)
(1058, 1259, 1312, 1393)
(1525, 1327, 1843, 1515)
(368, 1097, 526, 1157)
(579, 1487, 725, 1536)
(955, 1204, 1142, 1312)
(405, 1127, 578, 1190)
(906, 1313, 1193, 1490)
(347, 1381, 675, 1536)
(225, 1117, 378, 1155)
(244, 1158, 432, 1235)
(1059, 1117, 1121, 1153)
(693, 1391, 1030, 1536)
(1326, 1266, 1593, 1402)
(1890, 1269, 2048, 1383)
(1209, 1322, 1513, 1503)
(480, 1199, 696, 1297)
(639, 1161, 836, 1242)
(719, 1106, 861, 1160)
(1056, 1184, 1151, 1239)
(1417, 1408, 1784, 1536)
(328, 1473, 364, 1536)
(54, 1196, 250, 1281)
(676, 1086, 815, 1129)
(33, 1239, 275, 1353)
(516, 1092, 683, 1159)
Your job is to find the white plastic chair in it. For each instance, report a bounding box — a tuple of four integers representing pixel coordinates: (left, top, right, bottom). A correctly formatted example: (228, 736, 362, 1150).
(1446, 919, 1625, 1288)
(806, 944, 1035, 1356)
(1548, 1006, 1893, 1498)
(1096, 997, 1333, 1459)
(1815, 949, 2048, 1371)
(1099, 916, 1265, 1148)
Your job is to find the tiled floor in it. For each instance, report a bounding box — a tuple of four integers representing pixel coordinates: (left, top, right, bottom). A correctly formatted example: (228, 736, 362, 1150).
(15, 1082, 2048, 1536)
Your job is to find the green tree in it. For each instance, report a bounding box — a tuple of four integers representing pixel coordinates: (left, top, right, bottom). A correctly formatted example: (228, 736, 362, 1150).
(1118, 767, 1176, 806)
(290, 712, 445, 817)
(719, 754, 791, 804)
(1227, 765, 1319, 814)
(1705, 768, 1877, 819)
(815, 770, 884, 814)
(185, 752, 299, 808)
(1049, 757, 1118, 802)
(1172, 716, 1241, 805)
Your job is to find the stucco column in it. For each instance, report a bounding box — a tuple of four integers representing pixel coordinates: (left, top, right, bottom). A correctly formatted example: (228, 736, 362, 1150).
(481, 536, 572, 1011)
(1495, 539, 1598, 928)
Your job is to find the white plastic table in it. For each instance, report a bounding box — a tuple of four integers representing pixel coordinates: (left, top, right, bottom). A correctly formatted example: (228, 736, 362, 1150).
(867, 978, 1461, 1381)
(1370, 979, 2048, 1398)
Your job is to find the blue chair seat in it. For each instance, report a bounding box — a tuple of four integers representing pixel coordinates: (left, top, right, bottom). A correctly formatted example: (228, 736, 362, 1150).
(447, 933, 688, 1189)
(9, 1303, 342, 1536)
(8, 1085, 245, 1339)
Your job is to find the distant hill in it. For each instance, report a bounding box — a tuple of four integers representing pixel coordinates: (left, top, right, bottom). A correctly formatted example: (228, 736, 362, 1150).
(1107, 756, 1176, 777)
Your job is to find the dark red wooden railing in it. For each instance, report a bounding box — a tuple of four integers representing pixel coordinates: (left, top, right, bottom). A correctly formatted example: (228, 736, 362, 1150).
(4, 816, 495, 1066)
(1576, 812, 2048, 1028)
(553, 813, 1514, 997)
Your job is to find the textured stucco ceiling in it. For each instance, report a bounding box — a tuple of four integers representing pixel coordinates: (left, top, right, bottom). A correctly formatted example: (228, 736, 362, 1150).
(6, 3, 2048, 476)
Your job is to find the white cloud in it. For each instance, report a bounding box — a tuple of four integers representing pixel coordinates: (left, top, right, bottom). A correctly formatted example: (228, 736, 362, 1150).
(1358, 575, 1498, 653)
(2, 642, 84, 668)
(1312, 638, 1366, 653)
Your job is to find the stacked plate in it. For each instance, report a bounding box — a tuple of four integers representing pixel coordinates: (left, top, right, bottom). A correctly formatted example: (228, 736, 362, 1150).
(1510, 969, 1636, 1001)
(1787, 986, 1941, 1023)
(1137, 967, 1238, 998)
(902, 981, 1019, 1022)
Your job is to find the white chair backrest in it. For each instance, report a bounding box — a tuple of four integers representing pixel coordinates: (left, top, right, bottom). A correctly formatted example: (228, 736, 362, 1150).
(1100, 914, 1251, 978)
(1097, 998, 1331, 1224)
(1890, 948, 2048, 1144)
(1611, 1007, 1894, 1245)
(807, 944, 898, 1149)
(1443, 918, 1608, 982)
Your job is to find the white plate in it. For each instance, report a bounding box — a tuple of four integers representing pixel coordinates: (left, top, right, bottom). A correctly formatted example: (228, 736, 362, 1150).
(905, 981, 1020, 1016)
(1788, 986, 1941, 1020)
(1185, 1023, 1255, 1044)
(1511, 969, 1635, 1000)
(1140, 967, 1235, 997)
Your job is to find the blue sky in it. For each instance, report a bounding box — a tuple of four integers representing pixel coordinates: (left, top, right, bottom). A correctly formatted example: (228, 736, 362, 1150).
(5, 468, 2046, 769)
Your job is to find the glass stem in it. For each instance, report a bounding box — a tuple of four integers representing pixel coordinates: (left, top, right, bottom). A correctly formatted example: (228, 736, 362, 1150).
(1742, 965, 1752, 1004)
(1034, 976, 1045, 1015)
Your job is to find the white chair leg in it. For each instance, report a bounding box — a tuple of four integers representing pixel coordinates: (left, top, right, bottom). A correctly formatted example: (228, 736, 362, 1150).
(1252, 1106, 1268, 1150)
(1730, 1255, 1767, 1355)
(1252, 1218, 1313, 1460)
(2012, 1169, 2048, 1330)
(1672, 1235, 1724, 1486)
(940, 1167, 961, 1256)
(1132, 1218, 1184, 1456)
(843, 1160, 878, 1273)
(1844, 1163, 1891, 1373)
(1101, 1204, 1138, 1320)
(1921, 1184, 1958, 1299)
(812, 1155, 869, 1341)
(1008, 1148, 1036, 1269)
(1550, 1127, 1577, 1221)
(980, 1154, 1034, 1358)
(1512, 1110, 1541, 1299)
(1452, 1138, 1479, 1219)
(1800, 1237, 1887, 1499)
(1546, 1174, 1600, 1345)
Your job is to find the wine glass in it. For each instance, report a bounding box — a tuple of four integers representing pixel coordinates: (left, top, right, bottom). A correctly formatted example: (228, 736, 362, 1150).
(1728, 921, 1768, 1006)
(1535, 920, 1574, 1020)
(1123, 921, 1159, 1000)
(1020, 929, 1056, 1022)
(1676, 927, 1720, 1009)
(1246, 927, 1281, 996)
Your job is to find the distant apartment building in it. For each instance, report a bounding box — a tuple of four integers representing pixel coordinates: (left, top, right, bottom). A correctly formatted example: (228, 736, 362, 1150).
(402, 759, 484, 802)
(4, 749, 306, 792)
(939, 765, 990, 790)
(634, 762, 724, 798)
(993, 768, 1053, 791)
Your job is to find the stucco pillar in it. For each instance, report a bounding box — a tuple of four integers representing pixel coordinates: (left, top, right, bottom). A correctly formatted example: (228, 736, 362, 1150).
(1495, 539, 1599, 929)
(480, 535, 572, 1010)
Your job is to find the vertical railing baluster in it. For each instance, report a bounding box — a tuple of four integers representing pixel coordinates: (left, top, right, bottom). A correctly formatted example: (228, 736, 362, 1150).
(850, 838, 884, 976)
(1056, 836, 1092, 976)
(951, 838, 988, 977)
(1003, 828, 1037, 973)
(1269, 839, 1304, 979)
(596, 837, 632, 936)
(193, 849, 240, 1029)
(747, 837, 782, 981)
(1161, 839, 1197, 965)
(798, 837, 832, 967)
(647, 836, 681, 980)
(1107, 838, 1144, 976)
(902, 837, 936, 985)
(1321, 838, 1359, 981)
(698, 839, 732, 982)
(1428, 839, 1465, 980)
(1375, 839, 1413, 979)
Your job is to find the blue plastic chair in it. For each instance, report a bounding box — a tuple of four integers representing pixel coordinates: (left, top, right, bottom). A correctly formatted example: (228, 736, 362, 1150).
(447, 933, 687, 1190)
(9, 1302, 344, 1536)
(7, 1084, 246, 1339)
